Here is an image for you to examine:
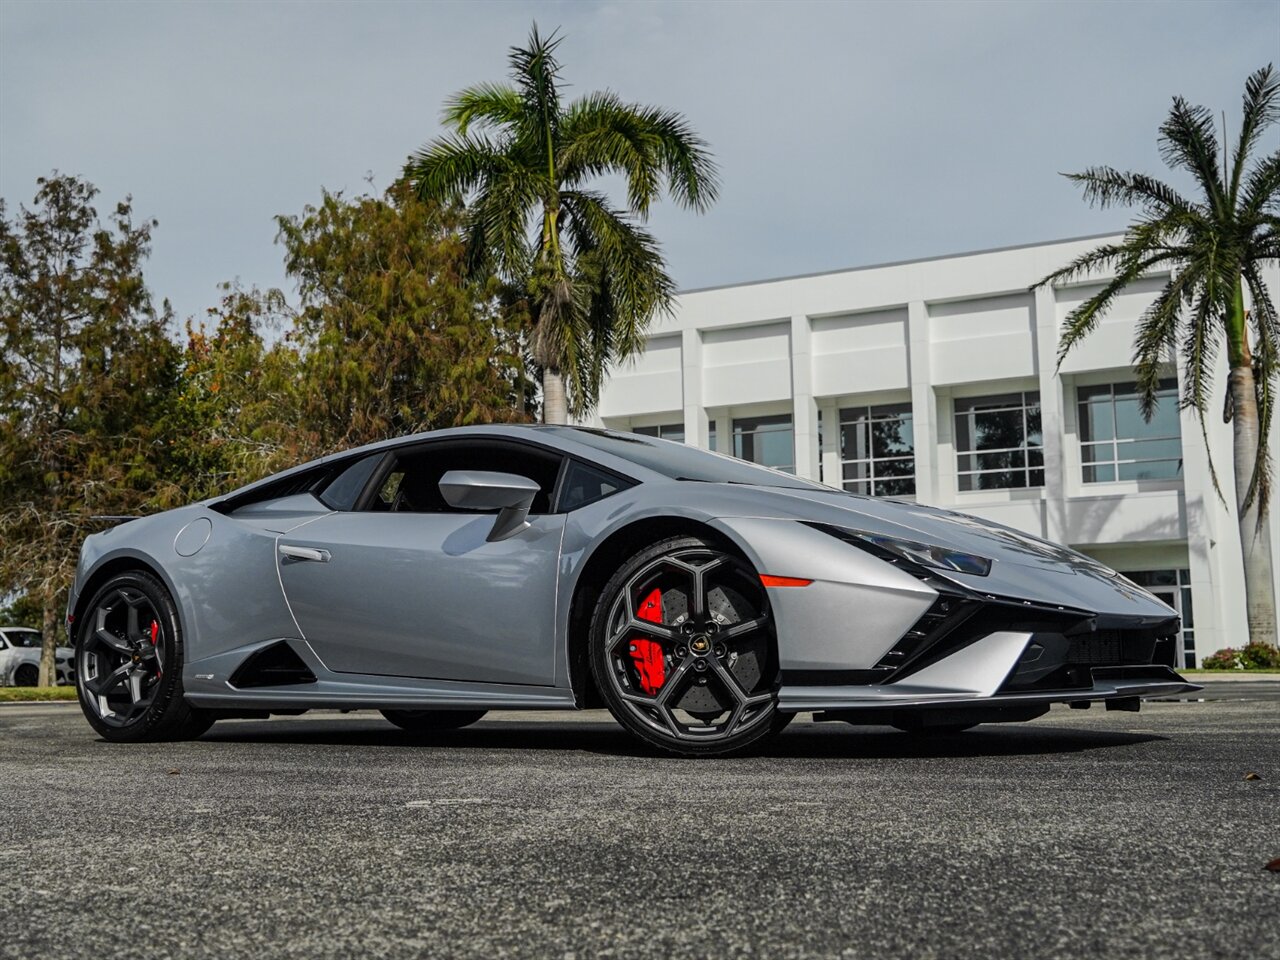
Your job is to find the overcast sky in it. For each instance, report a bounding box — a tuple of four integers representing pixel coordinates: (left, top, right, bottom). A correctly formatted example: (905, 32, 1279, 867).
(2, 0, 1278, 325)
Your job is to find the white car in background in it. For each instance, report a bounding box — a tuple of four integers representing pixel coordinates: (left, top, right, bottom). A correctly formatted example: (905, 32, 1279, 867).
(0, 628, 75, 686)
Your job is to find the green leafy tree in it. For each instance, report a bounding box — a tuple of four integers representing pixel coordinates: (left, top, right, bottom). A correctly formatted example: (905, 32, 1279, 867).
(274, 181, 531, 452)
(1036, 65, 1279, 645)
(407, 25, 718, 423)
(0, 174, 180, 682)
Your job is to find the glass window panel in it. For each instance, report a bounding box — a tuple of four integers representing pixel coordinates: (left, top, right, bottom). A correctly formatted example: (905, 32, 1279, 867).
(663, 428, 685, 444)
(1029, 468, 1045, 487)
(976, 450, 1026, 472)
(871, 416, 914, 458)
(1079, 396, 1116, 442)
(1026, 402, 1043, 446)
(874, 457, 915, 478)
(954, 412, 973, 452)
(632, 425, 659, 437)
(1028, 448, 1044, 468)
(1120, 438, 1182, 461)
(1113, 396, 1146, 440)
(1140, 400, 1181, 439)
(1080, 442, 1114, 464)
(1118, 459, 1181, 481)
(972, 409, 1025, 451)
(956, 393, 1024, 414)
(842, 461, 870, 483)
(707, 427, 717, 452)
(841, 421, 870, 461)
(877, 476, 916, 497)
(957, 453, 977, 472)
(844, 479, 871, 495)
(976, 469, 1023, 490)
(1181, 587, 1194, 627)
(1083, 464, 1116, 483)
(755, 428, 795, 470)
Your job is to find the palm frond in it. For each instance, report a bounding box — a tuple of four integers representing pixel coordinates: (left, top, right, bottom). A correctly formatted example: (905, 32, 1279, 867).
(509, 24, 563, 153)
(443, 82, 525, 135)
(1241, 149, 1280, 219)
(1133, 268, 1196, 419)
(1065, 166, 1196, 216)
(1181, 287, 1230, 506)
(407, 132, 504, 207)
(1047, 247, 1178, 367)
(1230, 64, 1280, 205)
(1159, 97, 1226, 216)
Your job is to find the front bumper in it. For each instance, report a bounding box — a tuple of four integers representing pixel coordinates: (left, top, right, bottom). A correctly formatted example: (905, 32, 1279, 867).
(780, 664, 1200, 713)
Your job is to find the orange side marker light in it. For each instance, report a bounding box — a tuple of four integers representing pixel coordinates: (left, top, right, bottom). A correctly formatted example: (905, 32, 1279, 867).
(760, 574, 813, 588)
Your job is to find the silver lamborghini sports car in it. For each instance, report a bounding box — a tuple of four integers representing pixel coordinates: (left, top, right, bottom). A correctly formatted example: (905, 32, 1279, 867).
(68, 425, 1198, 756)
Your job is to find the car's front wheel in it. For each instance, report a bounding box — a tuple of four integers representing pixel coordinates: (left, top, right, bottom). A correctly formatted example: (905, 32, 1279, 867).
(13, 663, 39, 687)
(75, 570, 213, 742)
(590, 535, 792, 757)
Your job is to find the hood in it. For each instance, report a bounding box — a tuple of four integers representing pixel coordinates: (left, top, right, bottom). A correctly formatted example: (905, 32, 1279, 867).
(723, 485, 1175, 621)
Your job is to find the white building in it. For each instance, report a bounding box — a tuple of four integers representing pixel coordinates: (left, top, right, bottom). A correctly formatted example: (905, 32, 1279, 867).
(583, 233, 1280, 664)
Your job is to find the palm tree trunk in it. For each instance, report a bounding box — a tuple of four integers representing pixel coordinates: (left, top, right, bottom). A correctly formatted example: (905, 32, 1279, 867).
(1227, 361, 1278, 645)
(542, 367, 568, 425)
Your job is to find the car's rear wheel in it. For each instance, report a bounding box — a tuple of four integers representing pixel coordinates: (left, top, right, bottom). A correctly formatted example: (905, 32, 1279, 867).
(13, 663, 39, 686)
(590, 535, 792, 757)
(75, 571, 214, 743)
(380, 709, 487, 732)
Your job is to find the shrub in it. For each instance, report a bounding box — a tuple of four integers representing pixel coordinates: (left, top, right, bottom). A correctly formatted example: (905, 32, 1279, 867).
(1201, 648, 1240, 670)
(1238, 642, 1280, 670)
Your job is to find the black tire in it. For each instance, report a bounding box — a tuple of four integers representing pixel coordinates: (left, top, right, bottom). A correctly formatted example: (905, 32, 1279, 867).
(75, 570, 214, 743)
(13, 663, 39, 687)
(589, 535, 792, 758)
(380, 709, 487, 733)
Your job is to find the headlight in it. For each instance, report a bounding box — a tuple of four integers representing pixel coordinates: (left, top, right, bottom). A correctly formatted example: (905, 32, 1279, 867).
(852, 532, 993, 577)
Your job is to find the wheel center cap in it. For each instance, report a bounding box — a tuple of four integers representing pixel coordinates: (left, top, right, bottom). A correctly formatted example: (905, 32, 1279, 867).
(690, 635, 711, 655)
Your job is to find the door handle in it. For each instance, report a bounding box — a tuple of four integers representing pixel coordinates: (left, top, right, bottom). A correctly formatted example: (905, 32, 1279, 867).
(279, 544, 331, 563)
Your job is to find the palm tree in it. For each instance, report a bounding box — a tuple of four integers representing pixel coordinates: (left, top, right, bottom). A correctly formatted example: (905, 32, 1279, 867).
(407, 25, 718, 424)
(1036, 64, 1279, 646)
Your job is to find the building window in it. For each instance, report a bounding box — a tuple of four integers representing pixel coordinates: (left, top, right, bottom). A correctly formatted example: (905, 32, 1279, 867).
(954, 392, 1043, 491)
(632, 423, 685, 443)
(1123, 569, 1195, 668)
(1078, 379, 1182, 482)
(839, 403, 915, 497)
(733, 414, 794, 473)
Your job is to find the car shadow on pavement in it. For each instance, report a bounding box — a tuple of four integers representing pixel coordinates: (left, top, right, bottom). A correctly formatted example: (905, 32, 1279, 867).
(194, 717, 1165, 759)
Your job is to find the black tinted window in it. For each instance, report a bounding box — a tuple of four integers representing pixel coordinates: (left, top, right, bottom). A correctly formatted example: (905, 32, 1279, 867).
(318, 454, 385, 510)
(559, 461, 632, 511)
(371, 440, 562, 515)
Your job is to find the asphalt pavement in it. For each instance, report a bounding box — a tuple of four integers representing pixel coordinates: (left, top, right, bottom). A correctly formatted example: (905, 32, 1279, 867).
(2, 683, 1277, 960)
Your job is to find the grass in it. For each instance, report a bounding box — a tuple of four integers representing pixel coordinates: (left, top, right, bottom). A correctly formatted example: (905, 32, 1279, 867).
(1182, 668, 1280, 675)
(0, 686, 78, 702)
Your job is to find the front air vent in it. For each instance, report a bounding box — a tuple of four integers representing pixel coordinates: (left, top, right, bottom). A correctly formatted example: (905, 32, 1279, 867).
(228, 641, 317, 689)
(874, 593, 979, 670)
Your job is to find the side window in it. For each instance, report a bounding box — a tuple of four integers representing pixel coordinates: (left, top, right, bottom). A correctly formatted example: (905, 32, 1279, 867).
(370, 441, 563, 515)
(318, 454, 385, 511)
(559, 460, 633, 511)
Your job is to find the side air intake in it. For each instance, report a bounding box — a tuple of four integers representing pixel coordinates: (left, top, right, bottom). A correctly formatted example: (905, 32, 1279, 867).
(228, 641, 317, 689)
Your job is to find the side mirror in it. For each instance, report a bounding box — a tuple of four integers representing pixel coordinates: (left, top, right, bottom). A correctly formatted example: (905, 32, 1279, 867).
(438, 470, 541, 542)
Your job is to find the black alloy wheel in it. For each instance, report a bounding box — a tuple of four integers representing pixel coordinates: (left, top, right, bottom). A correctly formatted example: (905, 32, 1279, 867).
(75, 571, 213, 742)
(590, 536, 792, 757)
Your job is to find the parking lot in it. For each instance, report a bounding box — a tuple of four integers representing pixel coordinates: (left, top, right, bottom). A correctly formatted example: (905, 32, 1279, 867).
(2, 684, 1277, 960)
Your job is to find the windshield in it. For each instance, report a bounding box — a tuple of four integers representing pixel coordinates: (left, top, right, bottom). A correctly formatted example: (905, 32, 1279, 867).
(557, 428, 830, 490)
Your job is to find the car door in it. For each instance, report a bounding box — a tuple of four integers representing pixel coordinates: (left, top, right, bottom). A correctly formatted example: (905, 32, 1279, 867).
(276, 438, 567, 687)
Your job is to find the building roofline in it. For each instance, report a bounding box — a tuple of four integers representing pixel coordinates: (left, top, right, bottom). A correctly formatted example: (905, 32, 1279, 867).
(676, 230, 1125, 296)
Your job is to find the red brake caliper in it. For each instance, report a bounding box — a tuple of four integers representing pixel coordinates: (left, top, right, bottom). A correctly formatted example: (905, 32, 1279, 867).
(150, 620, 161, 679)
(629, 588, 666, 695)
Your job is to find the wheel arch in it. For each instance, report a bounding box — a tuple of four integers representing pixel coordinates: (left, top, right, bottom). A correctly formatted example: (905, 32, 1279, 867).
(71, 553, 178, 643)
(565, 515, 757, 709)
